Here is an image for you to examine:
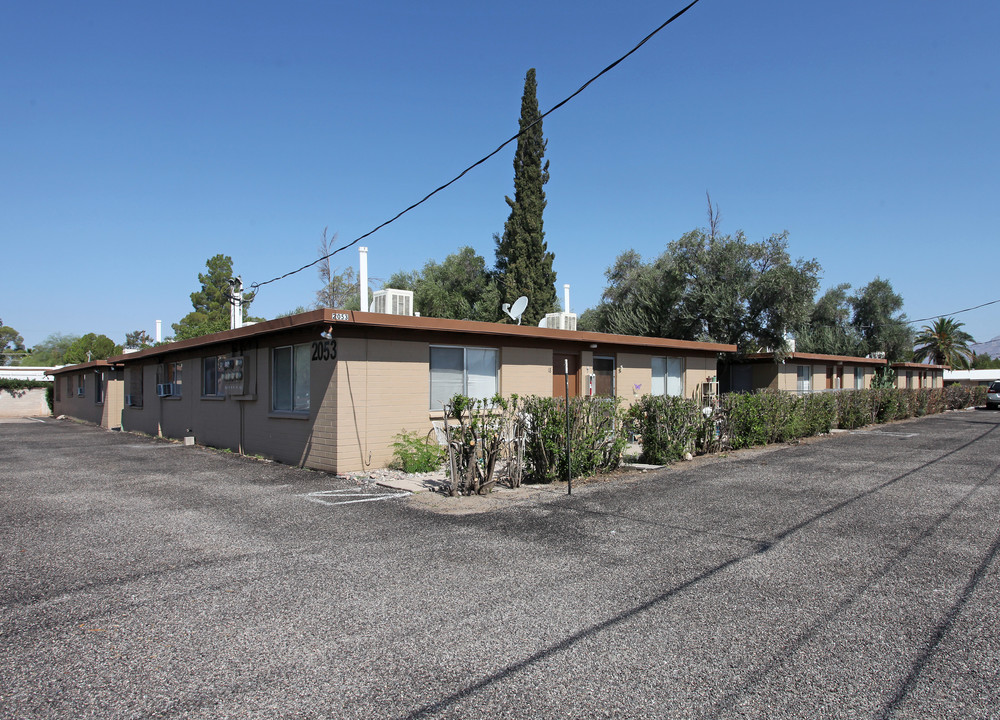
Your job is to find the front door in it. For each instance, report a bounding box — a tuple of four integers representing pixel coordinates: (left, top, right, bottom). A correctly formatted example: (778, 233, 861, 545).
(593, 356, 615, 397)
(553, 353, 579, 397)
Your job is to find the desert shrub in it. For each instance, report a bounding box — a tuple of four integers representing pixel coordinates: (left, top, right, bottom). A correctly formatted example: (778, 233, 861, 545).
(389, 430, 445, 473)
(628, 395, 707, 464)
(521, 396, 625, 483)
(835, 390, 870, 430)
(719, 392, 768, 449)
(799, 392, 837, 437)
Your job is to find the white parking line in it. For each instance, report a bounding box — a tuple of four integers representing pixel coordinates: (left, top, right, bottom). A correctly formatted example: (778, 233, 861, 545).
(301, 489, 411, 506)
(850, 430, 919, 438)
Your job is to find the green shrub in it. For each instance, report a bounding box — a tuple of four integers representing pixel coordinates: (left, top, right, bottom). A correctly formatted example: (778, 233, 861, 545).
(628, 395, 707, 464)
(835, 390, 870, 430)
(389, 430, 445, 473)
(521, 396, 625, 483)
(800, 393, 837, 437)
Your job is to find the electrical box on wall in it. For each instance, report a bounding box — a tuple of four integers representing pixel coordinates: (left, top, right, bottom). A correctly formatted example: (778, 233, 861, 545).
(219, 356, 246, 396)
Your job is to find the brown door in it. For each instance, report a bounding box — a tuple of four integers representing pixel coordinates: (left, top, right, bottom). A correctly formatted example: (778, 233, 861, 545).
(553, 354, 579, 397)
(826, 366, 834, 389)
(593, 356, 615, 397)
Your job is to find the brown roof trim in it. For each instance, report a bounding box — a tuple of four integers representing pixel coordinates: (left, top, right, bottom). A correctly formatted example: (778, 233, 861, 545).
(891, 362, 948, 370)
(740, 352, 888, 366)
(109, 308, 736, 362)
(48, 360, 122, 375)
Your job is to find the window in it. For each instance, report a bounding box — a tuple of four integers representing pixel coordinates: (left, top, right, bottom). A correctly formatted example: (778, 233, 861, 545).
(127, 366, 143, 407)
(76, 374, 85, 398)
(66, 376, 73, 399)
(273, 344, 310, 413)
(796, 366, 811, 394)
(203, 356, 223, 397)
(651, 357, 684, 397)
(94, 371, 104, 404)
(854, 367, 864, 390)
(906, 371, 913, 389)
(157, 362, 183, 397)
(429, 346, 498, 410)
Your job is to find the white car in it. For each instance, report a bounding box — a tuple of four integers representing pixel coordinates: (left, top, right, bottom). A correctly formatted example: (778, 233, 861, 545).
(988, 380, 1000, 410)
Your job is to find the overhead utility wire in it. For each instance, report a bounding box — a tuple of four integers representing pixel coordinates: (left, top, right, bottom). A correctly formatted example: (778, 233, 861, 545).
(249, 0, 704, 293)
(908, 298, 1000, 324)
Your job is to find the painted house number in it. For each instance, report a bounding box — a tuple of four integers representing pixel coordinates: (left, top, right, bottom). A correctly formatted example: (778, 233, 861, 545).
(311, 340, 337, 361)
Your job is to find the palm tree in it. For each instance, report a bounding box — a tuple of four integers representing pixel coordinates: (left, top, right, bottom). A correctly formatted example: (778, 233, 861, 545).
(912, 317, 974, 368)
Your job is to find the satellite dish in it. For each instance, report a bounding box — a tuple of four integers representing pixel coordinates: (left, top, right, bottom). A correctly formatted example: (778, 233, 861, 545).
(502, 296, 529, 325)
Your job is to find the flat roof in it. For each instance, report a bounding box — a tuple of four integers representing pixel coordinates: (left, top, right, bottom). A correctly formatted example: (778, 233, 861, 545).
(109, 308, 737, 363)
(739, 351, 888, 366)
(891, 362, 949, 370)
(48, 360, 121, 376)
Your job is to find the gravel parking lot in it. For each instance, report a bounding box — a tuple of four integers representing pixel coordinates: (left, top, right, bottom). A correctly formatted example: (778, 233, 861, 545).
(2, 410, 999, 719)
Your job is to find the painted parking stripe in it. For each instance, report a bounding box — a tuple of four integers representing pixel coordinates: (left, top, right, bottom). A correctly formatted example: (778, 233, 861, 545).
(850, 430, 919, 438)
(301, 489, 411, 506)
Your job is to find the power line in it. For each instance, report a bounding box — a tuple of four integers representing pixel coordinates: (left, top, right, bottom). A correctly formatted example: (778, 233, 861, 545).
(908, 299, 1000, 324)
(249, 0, 704, 293)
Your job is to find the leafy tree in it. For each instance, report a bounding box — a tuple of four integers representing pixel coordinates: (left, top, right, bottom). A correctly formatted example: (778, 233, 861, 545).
(315, 229, 360, 309)
(64, 333, 121, 364)
(172, 255, 258, 341)
(585, 250, 689, 339)
(20, 333, 78, 366)
(124, 330, 154, 350)
(794, 283, 866, 356)
(494, 68, 558, 326)
(971, 352, 1000, 370)
(387, 247, 502, 322)
(585, 229, 819, 354)
(1, 319, 25, 365)
(912, 317, 974, 368)
(850, 277, 913, 362)
(669, 230, 820, 354)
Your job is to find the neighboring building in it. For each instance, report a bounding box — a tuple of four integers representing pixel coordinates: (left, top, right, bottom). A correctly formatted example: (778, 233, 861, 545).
(890, 362, 946, 390)
(0, 366, 55, 382)
(721, 352, 889, 394)
(52, 309, 734, 474)
(942, 368, 1000, 388)
(49, 360, 125, 427)
(0, 366, 55, 418)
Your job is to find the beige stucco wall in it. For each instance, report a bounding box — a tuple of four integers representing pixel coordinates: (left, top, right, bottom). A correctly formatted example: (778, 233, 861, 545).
(501, 346, 553, 399)
(113, 334, 724, 474)
(684, 354, 715, 399)
(0, 387, 51, 417)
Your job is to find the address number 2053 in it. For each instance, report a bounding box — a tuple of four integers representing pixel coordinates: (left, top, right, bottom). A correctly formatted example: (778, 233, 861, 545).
(311, 340, 337, 361)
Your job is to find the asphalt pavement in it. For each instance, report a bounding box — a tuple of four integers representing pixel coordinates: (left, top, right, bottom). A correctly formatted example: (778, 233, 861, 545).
(1, 410, 999, 719)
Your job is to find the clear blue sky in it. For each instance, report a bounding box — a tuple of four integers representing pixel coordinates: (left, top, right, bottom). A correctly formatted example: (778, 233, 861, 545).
(3, 0, 998, 349)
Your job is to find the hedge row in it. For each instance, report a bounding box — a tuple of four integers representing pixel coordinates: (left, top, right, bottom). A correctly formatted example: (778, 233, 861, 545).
(443, 385, 988, 485)
(629, 386, 988, 464)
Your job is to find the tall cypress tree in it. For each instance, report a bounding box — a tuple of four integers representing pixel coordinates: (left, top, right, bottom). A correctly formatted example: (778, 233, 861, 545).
(495, 68, 558, 326)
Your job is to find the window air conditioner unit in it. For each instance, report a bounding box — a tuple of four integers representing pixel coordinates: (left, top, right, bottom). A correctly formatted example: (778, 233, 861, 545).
(539, 312, 577, 331)
(76, 389, 85, 397)
(124, 395, 134, 406)
(156, 383, 174, 397)
(370, 288, 414, 316)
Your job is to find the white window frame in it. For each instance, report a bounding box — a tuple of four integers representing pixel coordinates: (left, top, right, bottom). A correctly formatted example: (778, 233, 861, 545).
(272, 343, 310, 414)
(796, 366, 811, 394)
(651, 356, 685, 397)
(429, 345, 498, 410)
